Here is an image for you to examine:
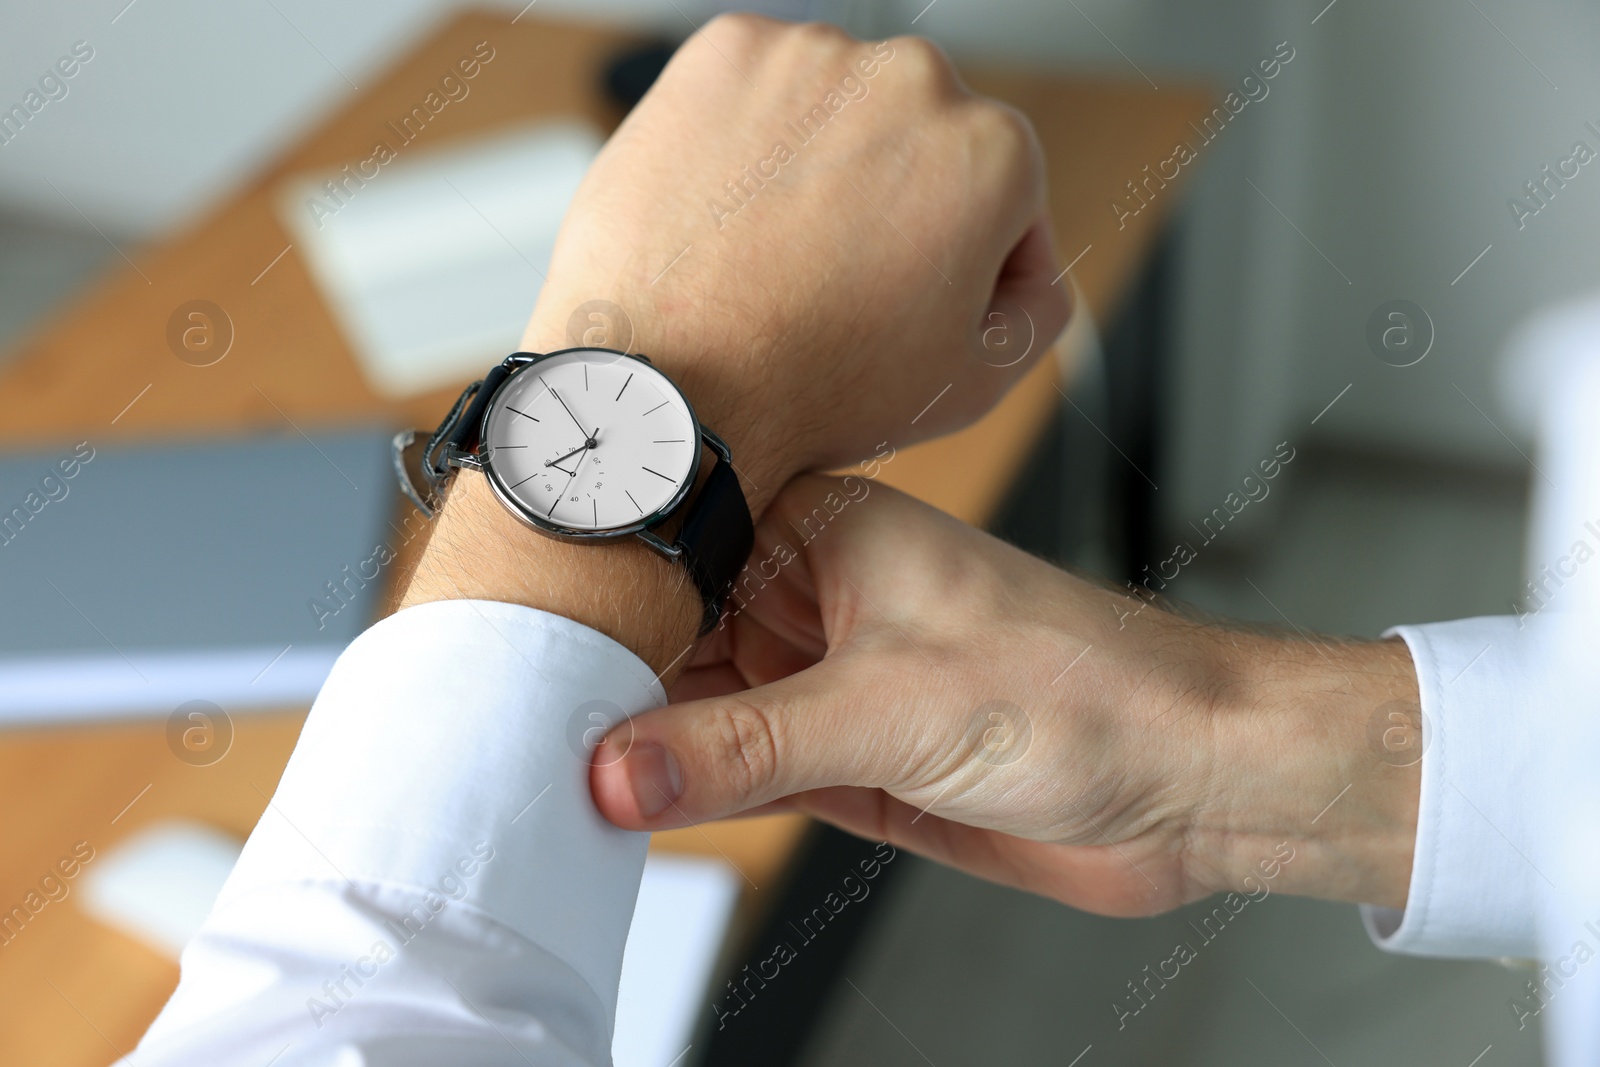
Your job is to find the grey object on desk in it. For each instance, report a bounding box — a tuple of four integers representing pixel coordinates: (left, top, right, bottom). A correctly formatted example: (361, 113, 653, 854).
(0, 429, 397, 724)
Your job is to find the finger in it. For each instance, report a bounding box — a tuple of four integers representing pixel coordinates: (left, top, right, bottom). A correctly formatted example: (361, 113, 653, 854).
(969, 102, 1049, 269)
(666, 663, 745, 704)
(595, 481, 944, 831)
(729, 588, 826, 667)
(729, 609, 824, 687)
(666, 612, 819, 703)
(591, 656, 909, 830)
(706, 796, 798, 820)
(985, 215, 1072, 373)
(999, 211, 1059, 285)
(731, 514, 826, 656)
(686, 624, 732, 668)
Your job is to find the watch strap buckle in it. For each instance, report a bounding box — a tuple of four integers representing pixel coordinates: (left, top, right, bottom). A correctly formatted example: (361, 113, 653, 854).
(394, 353, 537, 517)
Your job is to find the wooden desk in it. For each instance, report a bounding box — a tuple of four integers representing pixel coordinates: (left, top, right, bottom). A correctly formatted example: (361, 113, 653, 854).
(0, 11, 1209, 1064)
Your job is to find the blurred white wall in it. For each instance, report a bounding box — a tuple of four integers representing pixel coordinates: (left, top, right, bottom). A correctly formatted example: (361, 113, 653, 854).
(1278, 0, 1600, 466)
(1159, 0, 1600, 514)
(916, 0, 1600, 518)
(3, 0, 1594, 507)
(0, 0, 450, 235)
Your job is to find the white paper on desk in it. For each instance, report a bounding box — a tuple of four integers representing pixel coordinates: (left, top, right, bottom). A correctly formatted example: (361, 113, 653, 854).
(615, 854, 742, 1067)
(278, 121, 603, 398)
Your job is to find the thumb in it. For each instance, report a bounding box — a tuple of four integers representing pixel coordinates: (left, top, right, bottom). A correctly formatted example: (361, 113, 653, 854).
(590, 659, 898, 831)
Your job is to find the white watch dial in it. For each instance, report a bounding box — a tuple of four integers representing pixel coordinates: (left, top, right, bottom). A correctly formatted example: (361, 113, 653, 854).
(482, 350, 698, 533)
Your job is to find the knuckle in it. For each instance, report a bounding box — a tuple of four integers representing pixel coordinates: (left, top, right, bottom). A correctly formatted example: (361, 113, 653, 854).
(695, 12, 776, 63)
(963, 101, 1046, 207)
(786, 19, 852, 47)
(986, 103, 1039, 156)
(702, 11, 771, 43)
(707, 697, 783, 799)
(885, 35, 958, 87)
(974, 102, 1042, 174)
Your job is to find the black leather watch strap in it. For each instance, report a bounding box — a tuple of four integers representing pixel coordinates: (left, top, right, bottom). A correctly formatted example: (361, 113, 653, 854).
(409, 357, 523, 506)
(673, 453, 754, 634)
(446, 360, 515, 458)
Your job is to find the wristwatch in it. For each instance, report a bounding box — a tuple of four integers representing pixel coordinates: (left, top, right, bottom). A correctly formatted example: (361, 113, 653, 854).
(395, 348, 754, 633)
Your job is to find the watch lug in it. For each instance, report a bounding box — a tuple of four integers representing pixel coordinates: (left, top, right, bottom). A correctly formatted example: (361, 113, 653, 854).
(700, 426, 733, 464)
(636, 529, 684, 560)
(446, 446, 483, 472)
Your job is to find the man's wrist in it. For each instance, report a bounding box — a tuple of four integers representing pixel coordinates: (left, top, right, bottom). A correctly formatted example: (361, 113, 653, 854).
(1189, 630, 1421, 910)
(398, 471, 705, 678)
(659, 362, 795, 518)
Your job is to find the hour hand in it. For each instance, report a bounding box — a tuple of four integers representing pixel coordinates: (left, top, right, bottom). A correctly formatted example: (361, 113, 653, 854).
(545, 427, 600, 469)
(546, 442, 590, 469)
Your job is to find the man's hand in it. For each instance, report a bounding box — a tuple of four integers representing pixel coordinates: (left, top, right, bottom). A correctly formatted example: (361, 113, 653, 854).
(403, 17, 1069, 673)
(591, 476, 1424, 915)
(522, 13, 1070, 501)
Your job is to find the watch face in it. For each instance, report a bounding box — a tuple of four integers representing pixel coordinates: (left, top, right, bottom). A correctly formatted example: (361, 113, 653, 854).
(481, 349, 699, 534)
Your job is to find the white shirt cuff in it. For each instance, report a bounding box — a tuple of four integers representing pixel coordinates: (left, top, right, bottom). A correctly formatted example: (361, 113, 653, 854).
(174, 600, 663, 1038)
(1363, 615, 1558, 958)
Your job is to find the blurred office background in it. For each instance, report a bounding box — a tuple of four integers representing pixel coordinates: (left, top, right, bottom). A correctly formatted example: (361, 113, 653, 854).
(3, 0, 1594, 1063)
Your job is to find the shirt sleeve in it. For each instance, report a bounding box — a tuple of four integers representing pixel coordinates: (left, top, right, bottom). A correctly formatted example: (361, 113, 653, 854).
(1362, 614, 1561, 959)
(128, 599, 665, 1067)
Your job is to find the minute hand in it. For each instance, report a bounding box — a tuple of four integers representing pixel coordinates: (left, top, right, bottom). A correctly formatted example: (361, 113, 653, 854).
(548, 386, 588, 436)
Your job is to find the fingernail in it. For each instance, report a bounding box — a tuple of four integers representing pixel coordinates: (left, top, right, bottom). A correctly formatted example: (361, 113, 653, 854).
(629, 743, 684, 820)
